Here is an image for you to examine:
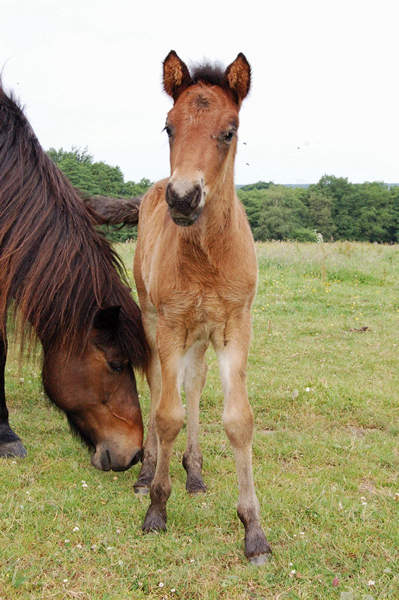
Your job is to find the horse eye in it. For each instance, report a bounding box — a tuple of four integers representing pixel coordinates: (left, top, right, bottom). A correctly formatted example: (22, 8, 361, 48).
(164, 125, 173, 138)
(223, 131, 234, 143)
(108, 361, 123, 373)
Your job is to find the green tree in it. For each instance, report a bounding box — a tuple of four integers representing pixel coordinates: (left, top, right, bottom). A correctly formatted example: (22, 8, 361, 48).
(47, 147, 152, 242)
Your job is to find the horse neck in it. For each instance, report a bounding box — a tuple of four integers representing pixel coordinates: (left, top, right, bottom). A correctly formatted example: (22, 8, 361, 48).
(179, 163, 238, 261)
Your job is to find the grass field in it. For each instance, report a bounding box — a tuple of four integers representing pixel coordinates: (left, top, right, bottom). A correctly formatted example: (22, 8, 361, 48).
(1, 241, 398, 600)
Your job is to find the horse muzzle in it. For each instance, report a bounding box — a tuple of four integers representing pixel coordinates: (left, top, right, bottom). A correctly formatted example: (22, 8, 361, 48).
(166, 180, 205, 226)
(91, 445, 143, 471)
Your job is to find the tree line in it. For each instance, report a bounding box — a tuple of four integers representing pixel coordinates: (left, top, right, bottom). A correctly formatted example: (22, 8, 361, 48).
(48, 148, 399, 243)
(238, 178, 399, 243)
(47, 147, 150, 241)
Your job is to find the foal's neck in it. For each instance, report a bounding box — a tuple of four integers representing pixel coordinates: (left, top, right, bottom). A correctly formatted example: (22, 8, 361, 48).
(180, 167, 238, 261)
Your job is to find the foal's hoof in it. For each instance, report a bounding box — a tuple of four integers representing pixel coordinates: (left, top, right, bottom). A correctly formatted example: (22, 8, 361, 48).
(142, 505, 167, 533)
(0, 440, 27, 458)
(249, 552, 271, 566)
(134, 482, 150, 495)
(245, 528, 272, 566)
(186, 476, 207, 495)
(134, 466, 155, 495)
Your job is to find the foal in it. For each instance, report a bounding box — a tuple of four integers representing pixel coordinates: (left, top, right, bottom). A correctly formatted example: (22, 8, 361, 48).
(134, 51, 271, 564)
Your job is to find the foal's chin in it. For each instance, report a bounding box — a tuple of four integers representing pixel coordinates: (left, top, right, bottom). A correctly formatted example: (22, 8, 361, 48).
(169, 208, 203, 227)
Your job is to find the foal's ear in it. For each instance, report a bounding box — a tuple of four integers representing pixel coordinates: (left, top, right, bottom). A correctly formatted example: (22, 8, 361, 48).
(163, 50, 192, 101)
(93, 306, 121, 331)
(225, 53, 251, 104)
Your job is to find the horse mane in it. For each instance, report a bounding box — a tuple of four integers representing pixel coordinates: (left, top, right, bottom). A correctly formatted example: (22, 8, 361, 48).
(0, 84, 148, 368)
(190, 62, 227, 88)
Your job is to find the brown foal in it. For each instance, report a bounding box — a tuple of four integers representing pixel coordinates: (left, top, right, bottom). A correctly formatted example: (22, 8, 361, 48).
(134, 51, 271, 564)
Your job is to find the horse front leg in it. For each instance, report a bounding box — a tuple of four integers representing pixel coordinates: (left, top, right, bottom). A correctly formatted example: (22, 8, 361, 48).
(216, 312, 271, 564)
(0, 332, 27, 458)
(142, 322, 185, 532)
(134, 310, 161, 494)
(182, 341, 208, 494)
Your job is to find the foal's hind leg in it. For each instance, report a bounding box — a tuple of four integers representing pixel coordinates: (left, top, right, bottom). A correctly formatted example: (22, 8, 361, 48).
(0, 333, 27, 458)
(215, 313, 271, 564)
(134, 310, 160, 494)
(182, 342, 208, 494)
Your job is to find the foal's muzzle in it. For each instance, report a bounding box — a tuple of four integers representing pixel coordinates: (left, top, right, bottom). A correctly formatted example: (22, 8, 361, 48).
(166, 181, 204, 226)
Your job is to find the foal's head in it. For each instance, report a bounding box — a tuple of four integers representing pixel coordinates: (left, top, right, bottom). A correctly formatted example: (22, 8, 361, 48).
(162, 51, 251, 226)
(42, 306, 144, 471)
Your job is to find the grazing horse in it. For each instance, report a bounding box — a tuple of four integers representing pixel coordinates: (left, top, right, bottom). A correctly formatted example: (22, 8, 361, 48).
(0, 85, 149, 471)
(133, 52, 271, 563)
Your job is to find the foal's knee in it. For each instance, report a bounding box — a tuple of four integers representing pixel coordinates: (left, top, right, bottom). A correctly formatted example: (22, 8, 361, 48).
(223, 404, 254, 448)
(155, 403, 185, 443)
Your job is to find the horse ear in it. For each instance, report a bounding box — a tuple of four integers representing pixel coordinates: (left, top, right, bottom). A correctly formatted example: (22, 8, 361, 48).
(163, 50, 192, 100)
(225, 53, 251, 104)
(93, 306, 121, 331)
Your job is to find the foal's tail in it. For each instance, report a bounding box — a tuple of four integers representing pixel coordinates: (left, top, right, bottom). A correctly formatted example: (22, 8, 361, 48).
(81, 194, 142, 226)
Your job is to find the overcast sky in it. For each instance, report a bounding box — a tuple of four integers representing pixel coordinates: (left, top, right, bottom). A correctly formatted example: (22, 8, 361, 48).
(2, 0, 399, 184)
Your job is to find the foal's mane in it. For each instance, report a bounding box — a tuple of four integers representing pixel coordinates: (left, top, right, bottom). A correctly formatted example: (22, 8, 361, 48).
(190, 62, 227, 88)
(0, 84, 148, 368)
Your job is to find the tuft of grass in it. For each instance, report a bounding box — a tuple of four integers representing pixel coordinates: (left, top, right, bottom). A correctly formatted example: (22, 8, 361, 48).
(1, 241, 398, 599)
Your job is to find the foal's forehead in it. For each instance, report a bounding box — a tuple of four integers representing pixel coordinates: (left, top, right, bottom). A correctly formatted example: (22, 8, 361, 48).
(170, 83, 238, 122)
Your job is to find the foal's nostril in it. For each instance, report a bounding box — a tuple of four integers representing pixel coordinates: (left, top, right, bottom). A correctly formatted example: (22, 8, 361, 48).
(166, 182, 203, 213)
(190, 185, 202, 208)
(165, 183, 175, 207)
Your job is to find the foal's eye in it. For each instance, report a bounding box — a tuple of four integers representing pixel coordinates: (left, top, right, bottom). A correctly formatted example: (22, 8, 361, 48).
(164, 125, 173, 138)
(108, 361, 124, 373)
(223, 130, 235, 143)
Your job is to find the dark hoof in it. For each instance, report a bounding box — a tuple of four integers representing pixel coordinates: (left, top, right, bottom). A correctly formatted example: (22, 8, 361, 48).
(134, 462, 156, 495)
(245, 527, 272, 565)
(249, 553, 271, 566)
(134, 474, 154, 495)
(186, 476, 207, 495)
(142, 505, 167, 533)
(0, 440, 27, 458)
(134, 483, 150, 495)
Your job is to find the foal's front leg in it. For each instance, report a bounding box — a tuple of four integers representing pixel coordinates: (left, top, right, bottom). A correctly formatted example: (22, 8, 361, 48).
(182, 342, 208, 494)
(142, 323, 185, 532)
(216, 312, 272, 564)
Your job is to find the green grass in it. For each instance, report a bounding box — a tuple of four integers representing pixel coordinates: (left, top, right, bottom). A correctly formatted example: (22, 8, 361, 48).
(1, 241, 398, 599)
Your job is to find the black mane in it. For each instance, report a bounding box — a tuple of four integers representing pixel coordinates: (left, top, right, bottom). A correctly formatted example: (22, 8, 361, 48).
(190, 62, 227, 88)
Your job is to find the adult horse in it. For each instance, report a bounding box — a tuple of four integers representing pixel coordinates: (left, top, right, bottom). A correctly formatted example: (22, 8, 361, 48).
(133, 52, 271, 564)
(0, 85, 149, 471)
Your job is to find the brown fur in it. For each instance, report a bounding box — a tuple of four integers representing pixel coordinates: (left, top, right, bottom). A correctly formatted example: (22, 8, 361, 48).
(82, 194, 141, 226)
(134, 53, 271, 563)
(0, 84, 149, 470)
(0, 85, 147, 365)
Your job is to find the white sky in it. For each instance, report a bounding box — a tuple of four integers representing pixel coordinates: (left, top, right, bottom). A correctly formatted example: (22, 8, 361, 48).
(2, 0, 399, 184)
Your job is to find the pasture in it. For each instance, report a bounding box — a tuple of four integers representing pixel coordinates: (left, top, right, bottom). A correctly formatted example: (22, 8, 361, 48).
(0, 241, 398, 600)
